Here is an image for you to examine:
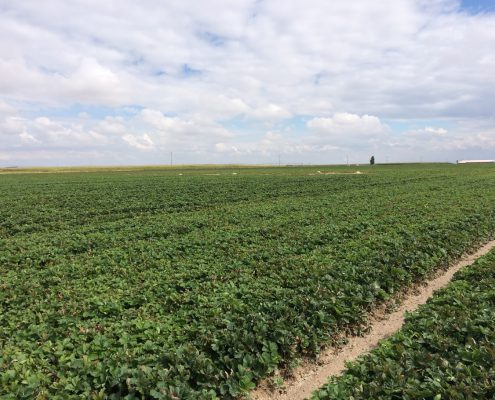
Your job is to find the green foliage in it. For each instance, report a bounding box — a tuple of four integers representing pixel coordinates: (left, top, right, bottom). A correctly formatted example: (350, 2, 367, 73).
(1, 164, 495, 398)
(312, 248, 495, 400)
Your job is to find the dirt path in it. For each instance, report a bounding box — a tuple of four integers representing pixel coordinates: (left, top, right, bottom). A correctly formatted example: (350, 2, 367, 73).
(251, 239, 495, 400)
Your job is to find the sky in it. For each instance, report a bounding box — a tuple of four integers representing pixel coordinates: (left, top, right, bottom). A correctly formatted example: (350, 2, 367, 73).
(0, 0, 494, 166)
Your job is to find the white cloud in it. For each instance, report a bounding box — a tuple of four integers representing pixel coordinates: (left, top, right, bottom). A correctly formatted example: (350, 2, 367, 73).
(32, 117, 109, 146)
(424, 127, 448, 136)
(2, 0, 493, 117)
(0, 115, 110, 149)
(214, 130, 339, 160)
(188, 95, 250, 119)
(404, 126, 449, 139)
(97, 116, 127, 135)
(19, 131, 41, 144)
(0, 1, 495, 165)
(1, 117, 26, 135)
(0, 100, 17, 116)
(78, 112, 91, 119)
(60, 58, 131, 106)
(308, 113, 388, 136)
(141, 109, 193, 133)
(122, 133, 154, 150)
(307, 113, 390, 149)
(140, 108, 232, 142)
(250, 104, 291, 121)
(215, 142, 240, 154)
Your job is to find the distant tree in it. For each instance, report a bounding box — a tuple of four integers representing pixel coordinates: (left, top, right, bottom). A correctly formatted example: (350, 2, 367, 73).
(370, 155, 375, 166)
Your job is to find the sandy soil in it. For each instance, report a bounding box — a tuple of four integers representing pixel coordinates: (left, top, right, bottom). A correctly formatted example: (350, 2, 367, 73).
(308, 171, 364, 176)
(250, 239, 495, 400)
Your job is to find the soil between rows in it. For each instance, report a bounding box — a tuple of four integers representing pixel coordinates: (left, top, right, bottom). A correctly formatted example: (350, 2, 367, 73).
(250, 239, 495, 400)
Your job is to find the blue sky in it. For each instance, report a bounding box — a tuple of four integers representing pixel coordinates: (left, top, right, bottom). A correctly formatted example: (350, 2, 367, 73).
(0, 0, 494, 166)
(461, 0, 495, 13)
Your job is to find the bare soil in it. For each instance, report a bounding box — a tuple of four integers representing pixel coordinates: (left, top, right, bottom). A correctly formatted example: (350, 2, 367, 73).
(250, 239, 495, 400)
(308, 171, 364, 176)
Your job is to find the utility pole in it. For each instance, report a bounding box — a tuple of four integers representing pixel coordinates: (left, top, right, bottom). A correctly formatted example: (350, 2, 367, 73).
(170, 152, 173, 166)
(346, 154, 349, 167)
(278, 154, 281, 166)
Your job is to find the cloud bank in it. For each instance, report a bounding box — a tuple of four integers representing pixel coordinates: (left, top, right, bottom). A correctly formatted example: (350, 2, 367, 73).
(0, 0, 494, 165)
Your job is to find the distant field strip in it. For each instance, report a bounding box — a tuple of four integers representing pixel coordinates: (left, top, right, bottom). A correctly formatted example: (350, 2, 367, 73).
(1, 164, 495, 399)
(312, 243, 495, 400)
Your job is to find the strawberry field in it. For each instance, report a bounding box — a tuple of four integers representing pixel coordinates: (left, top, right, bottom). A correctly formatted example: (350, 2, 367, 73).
(1, 164, 495, 399)
(312, 243, 495, 400)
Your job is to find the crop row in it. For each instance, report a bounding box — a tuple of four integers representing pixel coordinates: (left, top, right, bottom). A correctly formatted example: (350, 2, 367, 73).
(1, 164, 495, 398)
(312, 244, 495, 400)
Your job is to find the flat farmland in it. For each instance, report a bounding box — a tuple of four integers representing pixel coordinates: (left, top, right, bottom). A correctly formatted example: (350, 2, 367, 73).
(1, 164, 495, 399)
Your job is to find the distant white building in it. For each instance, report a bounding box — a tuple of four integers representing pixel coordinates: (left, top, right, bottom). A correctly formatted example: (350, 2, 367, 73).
(457, 160, 495, 164)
